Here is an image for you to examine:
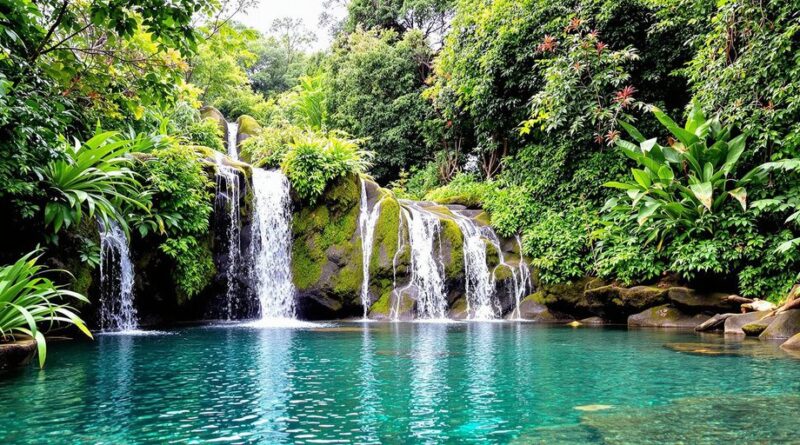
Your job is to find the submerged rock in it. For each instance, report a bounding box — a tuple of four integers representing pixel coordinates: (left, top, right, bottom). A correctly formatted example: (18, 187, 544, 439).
(628, 304, 709, 329)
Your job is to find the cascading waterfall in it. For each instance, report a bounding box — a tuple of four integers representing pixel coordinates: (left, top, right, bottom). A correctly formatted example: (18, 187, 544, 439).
(453, 214, 497, 320)
(511, 235, 532, 319)
(251, 168, 296, 319)
(390, 206, 409, 320)
(98, 220, 138, 332)
(358, 179, 384, 319)
(213, 153, 242, 319)
(400, 203, 448, 320)
(227, 121, 239, 160)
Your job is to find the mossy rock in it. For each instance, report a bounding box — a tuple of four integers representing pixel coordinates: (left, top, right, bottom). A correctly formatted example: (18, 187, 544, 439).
(742, 322, 770, 336)
(628, 304, 710, 329)
(484, 238, 499, 268)
(291, 174, 364, 317)
(724, 311, 773, 335)
(493, 264, 513, 282)
(584, 284, 669, 319)
(439, 218, 464, 280)
(448, 296, 469, 319)
(370, 193, 402, 278)
(235, 115, 261, 145)
(760, 309, 800, 340)
(200, 106, 228, 139)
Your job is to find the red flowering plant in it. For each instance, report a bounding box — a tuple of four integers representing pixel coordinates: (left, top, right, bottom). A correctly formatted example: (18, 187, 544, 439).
(521, 19, 642, 146)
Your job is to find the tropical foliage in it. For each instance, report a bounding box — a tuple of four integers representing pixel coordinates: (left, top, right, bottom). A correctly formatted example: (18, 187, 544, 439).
(0, 251, 92, 367)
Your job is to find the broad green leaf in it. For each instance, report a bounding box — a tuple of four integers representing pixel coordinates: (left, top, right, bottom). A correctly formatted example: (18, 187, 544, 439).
(690, 182, 713, 210)
(728, 187, 747, 211)
(652, 106, 699, 147)
(618, 120, 646, 143)
(631, 169, 652, 188)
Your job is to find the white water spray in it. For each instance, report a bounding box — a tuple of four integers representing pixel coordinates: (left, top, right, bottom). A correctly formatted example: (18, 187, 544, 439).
(453, 214, 497, 320)
(98, 220, 138, 331)
(213, 152, 241, 319)
(358, 179, 383, 318)
(251, 168, 296, 320)
(227, 121, 239, 160)
(400, 203, 448, 320)
(511, 235, 532, 319)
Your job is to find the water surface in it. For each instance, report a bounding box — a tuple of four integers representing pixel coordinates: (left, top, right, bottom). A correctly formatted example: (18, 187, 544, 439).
(1, 323, 798, 444)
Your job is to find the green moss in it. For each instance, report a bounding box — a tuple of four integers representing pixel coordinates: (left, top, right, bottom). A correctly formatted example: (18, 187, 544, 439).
(236, 114, 261, 137)
(484, 239, 499, 268)
(494, 264, 513, 282)
(440, 218, 464, 279)
(370, 289, 393, 316)
(370, 195, 401, 273)
(475, 211, 491, 227)
(291, 174, 361, 291)
(291, 239, 324, 290)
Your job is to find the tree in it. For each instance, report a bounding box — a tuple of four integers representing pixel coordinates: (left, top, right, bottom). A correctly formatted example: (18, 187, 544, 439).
(326, 28, 437, 181)
(344, 0, 455, 45)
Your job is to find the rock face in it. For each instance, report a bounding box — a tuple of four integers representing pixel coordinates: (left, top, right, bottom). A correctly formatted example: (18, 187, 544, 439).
(628, 305, 710, 329)
(666, 287, 740, 313)
(724, 311, 772, 335)
(200, 106, 228, 141)
(760, 310, 800, 340)
(781, 332, 800, 350)
(0, 339, 36, 371)
(510, 296, 574, 323)
(236, 115, 261, 145)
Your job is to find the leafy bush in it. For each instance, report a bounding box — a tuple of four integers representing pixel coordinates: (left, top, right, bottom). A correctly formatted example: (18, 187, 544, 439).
(134, 144, 215, 299)
(390, 163, 441, 200)
(424, 173, 493, 208)
(239, 125, 299, 168)
(39, 131, 157, 236)
(186, 118, 225, 152)
(282, 132, 372, 202)
(0, 251, 92, 367)
(522, 208, 596, 284)
(604, 102, 762, 247)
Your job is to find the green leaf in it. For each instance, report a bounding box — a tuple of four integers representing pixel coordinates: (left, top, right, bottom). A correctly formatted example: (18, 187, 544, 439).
(652, 106, 699, 147)
(618, 120, 646, 143)
(728, 187, 747, 211)
(631, 169, 652, 188)
(690, 182, 713, 210)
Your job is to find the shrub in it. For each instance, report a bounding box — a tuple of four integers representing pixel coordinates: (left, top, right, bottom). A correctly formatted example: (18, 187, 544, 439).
(282, 132, 372, 202)
(133, 144, 215, 299)
(424, 173, 493, 208)
(239, 125, 299, 168)
(522, 208, 596, 284)
(39, 131, 157, 237)
(0, 251, 92, 367)
(186, 118, 225, 152)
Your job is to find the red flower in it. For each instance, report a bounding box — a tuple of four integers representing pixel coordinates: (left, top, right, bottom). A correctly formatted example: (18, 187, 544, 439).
(565, 17, 583, 32)
(605, 130, 621, 145)
(537, 35, 557, 52)
(594, 133, 605, 145)
(614, 85, 637, 108)
(588, 29, 600, 39)
(595, 41, 607, 55)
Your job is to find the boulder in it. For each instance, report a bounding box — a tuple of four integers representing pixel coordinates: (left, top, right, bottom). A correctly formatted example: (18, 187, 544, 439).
(724, 311, 772, 335)
(510, 297, 574, 323)
(236, 115, 261, 145)
(628, 305, 710, 329)
(695, 313, 736, 332)
(741, 322, 770, 336)
(585, 285, 669, 320)
(666, 287, 740, 313)
(759, 309, 800, 340)
(742, 299, 777, 312)
(780, 332, 800, 351)
(0, 339, 36, 370)
(200, 106, 228, 140)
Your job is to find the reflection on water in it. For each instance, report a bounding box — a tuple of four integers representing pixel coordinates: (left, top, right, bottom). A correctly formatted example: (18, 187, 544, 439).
(0, 323, 799, 444)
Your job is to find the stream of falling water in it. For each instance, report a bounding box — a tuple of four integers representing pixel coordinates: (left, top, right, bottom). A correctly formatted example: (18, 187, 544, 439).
(250, 168, 296, 320)
(400, 203, 448, 320)
(227, 121, 239, 160)
(358, 179, 383, 319)
(213, 152, 241, 319)
(98, 220, 138, 332)
(453, 214, 497, 320)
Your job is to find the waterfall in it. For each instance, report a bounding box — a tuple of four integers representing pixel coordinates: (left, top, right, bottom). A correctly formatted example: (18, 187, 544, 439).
(213, 153, 242, 319)
(358, 179, 383, 319)
(227, 121, 239, 160)
(453, 214, 497, 319)
(98, 220, 138, 332)
(401, 203, 448, 320)
(390, 206, 409, 320)
(250, 168, 296, 319)
(511, 235, 532, 319)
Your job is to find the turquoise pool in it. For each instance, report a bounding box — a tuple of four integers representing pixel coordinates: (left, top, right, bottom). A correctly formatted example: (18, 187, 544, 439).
(1, 323, 798, 444)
